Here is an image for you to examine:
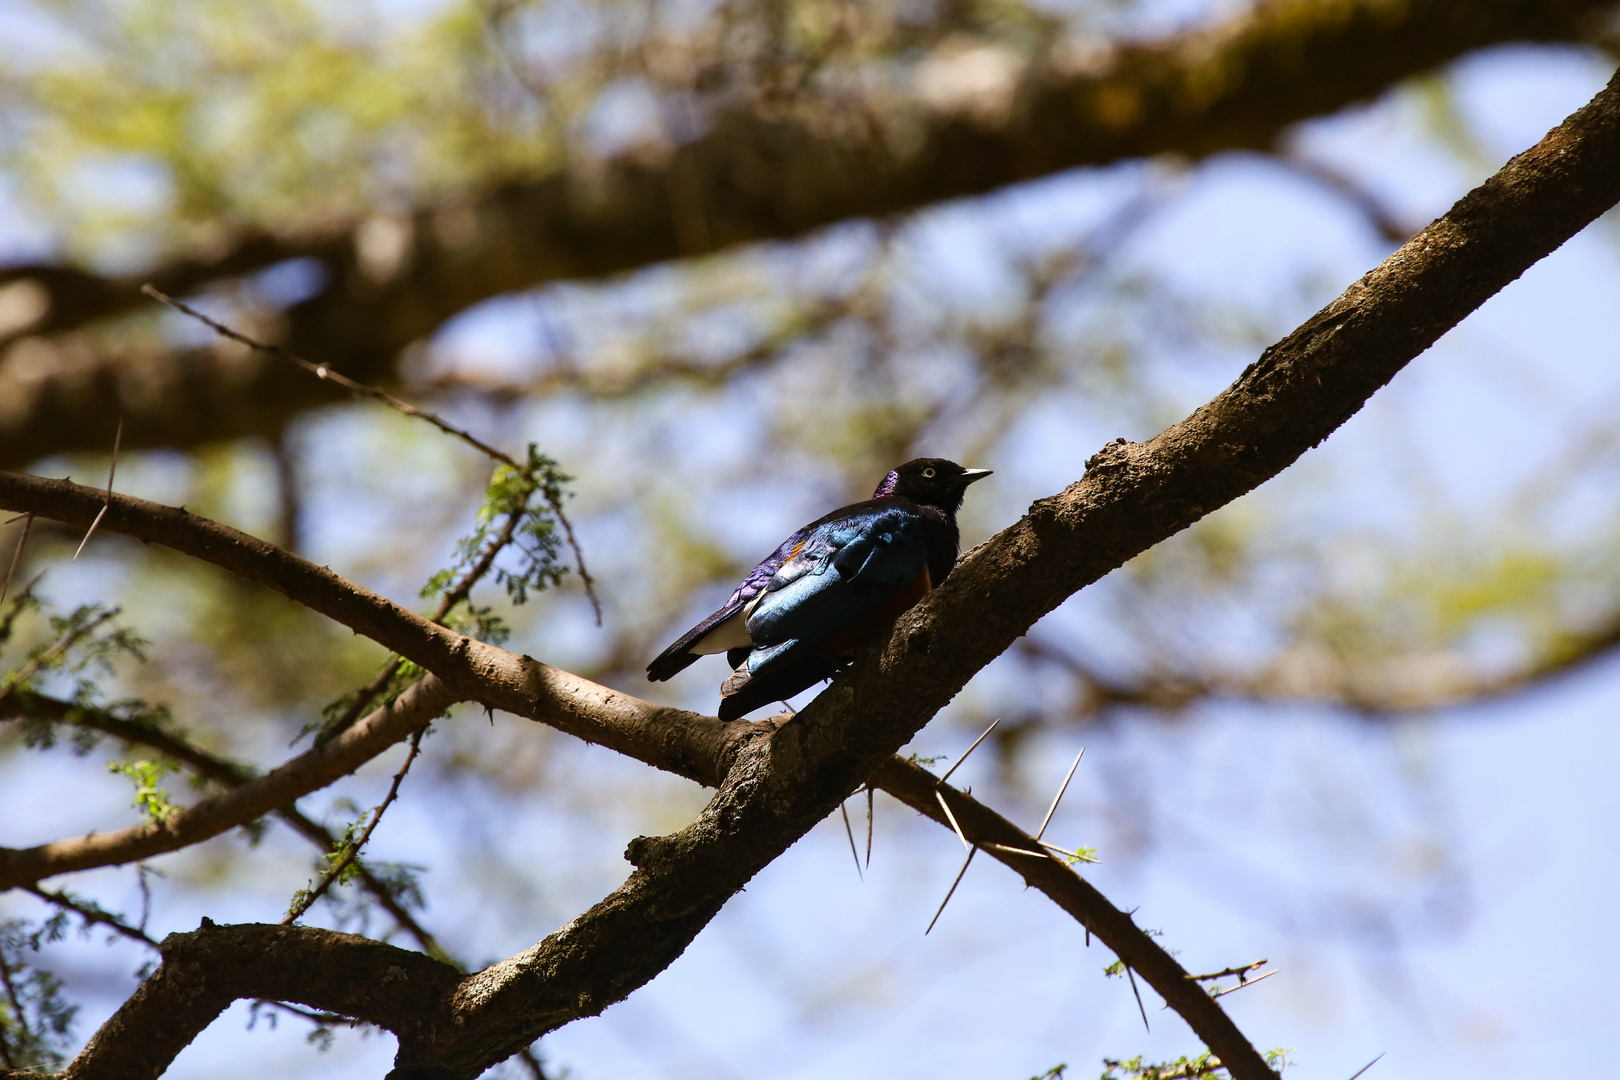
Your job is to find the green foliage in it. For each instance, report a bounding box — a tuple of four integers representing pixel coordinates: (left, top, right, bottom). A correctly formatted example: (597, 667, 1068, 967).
(307, 658, 420, 746)
(422, 444, 572, 615)
(321, 811, 373, 889)
(6, 0, 556, 263)
(0, 920, 79, 1071)
(0, 578, 43, 650)
(0, 602, 146, 702)
(1031, 1067, 1068, 1080)
(1098, 1048, 1292, 1080)
(108, 759, 180, 825)
(1100, 1054, 1223, 1080)
(308, 446, 573, 749)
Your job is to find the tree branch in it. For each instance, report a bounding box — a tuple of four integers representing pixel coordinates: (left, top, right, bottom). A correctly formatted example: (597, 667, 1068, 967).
(869, 758, 1255, 1072)
(2, 0, 1613, 465)
(0, 691, 449, 957)
(64, 923, 462, 1080)
(0, 471, 744, 789)
(0, 676, 459, 890)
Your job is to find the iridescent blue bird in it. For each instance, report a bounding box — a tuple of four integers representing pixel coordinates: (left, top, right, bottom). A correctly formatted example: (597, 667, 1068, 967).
(647, 458, 992, 720)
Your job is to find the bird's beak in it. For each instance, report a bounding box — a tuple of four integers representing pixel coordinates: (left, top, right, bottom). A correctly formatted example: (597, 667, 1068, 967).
(960, 468, 993, 484)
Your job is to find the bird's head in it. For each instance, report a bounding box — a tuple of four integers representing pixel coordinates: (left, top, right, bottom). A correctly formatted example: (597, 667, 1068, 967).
(872, 458, 993, 512)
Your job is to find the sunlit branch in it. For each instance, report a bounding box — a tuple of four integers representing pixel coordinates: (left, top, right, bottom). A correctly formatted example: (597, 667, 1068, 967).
(0, 676, 460, 890)
(0, 691, 447, 958)
(0, 471, 739, 788)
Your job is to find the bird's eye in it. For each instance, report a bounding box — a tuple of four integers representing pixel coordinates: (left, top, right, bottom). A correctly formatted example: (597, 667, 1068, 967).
(922, 468, 936, 478)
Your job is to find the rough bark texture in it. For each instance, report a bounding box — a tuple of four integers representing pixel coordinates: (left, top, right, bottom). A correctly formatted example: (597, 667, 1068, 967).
(0, 0, 1612, 466)
(3, 62, 1616, 1080)
(65, 924, 462, 1080)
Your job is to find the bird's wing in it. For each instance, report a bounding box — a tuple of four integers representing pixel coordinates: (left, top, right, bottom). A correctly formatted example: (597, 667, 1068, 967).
(645, 520, 828, 681)
(743, 505, 929, 660)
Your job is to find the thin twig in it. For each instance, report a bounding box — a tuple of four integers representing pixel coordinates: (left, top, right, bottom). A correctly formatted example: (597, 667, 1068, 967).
(1187, 959, 1269, 982)
(73, 419, 121, 562)
(925, 847, 976, 935)
(283, 728, 426, 925)
(21, 883, 160, 949)
(1, 513, 31, 605)
(317, 507, 527, 747)
(145, 286, 517, 467)
(553, 502, 601, 626)
(142, 284, 600, 619)
(1210, 968, 1278, 998)
(0, 606, 119, 704)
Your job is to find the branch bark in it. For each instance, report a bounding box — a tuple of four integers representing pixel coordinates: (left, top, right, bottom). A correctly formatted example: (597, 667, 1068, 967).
(0, 470, 743, 789)
(13, 62, 1620, 1078)
(2, 0, 1613, 465)
(0, 676, 459, 889)
(0, 691, 449, 956)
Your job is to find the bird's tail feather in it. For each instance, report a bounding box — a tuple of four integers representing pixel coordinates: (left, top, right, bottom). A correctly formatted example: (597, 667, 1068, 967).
(717, 651, 844, 721)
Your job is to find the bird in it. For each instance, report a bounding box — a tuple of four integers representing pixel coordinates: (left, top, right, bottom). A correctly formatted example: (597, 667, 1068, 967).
(647, 458, 992, 720)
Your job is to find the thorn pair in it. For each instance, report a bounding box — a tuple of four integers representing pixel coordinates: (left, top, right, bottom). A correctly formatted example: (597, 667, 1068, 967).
(924, 719, 1087, 935)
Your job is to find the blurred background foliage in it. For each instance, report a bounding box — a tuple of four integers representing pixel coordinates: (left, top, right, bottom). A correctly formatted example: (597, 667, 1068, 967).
(1, 0, 1619, 1076)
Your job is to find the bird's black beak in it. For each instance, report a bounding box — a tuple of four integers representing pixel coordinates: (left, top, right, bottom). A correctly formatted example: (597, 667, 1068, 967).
(960, 468, 993, 484)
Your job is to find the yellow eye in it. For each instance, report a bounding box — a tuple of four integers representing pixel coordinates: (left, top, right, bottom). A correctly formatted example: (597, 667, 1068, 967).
(922, 468, 936, 478)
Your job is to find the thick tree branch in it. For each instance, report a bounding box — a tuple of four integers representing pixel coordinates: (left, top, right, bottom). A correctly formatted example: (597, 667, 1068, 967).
(2, 0, 1614, 465)
(23, 66, 1620, 1077)
(64, 923, 462, 1080)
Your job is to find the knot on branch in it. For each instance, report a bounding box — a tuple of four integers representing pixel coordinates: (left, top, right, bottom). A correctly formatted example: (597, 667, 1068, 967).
(624, 834, 677, 869)
(906, 627, 932, 655)
(1084, 436, 1134, 473)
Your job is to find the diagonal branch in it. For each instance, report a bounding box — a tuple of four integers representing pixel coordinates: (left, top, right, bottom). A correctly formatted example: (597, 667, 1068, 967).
(0, 691, 448, 956)
(871, 757, 1250, 1061)
(0, 676, 460, 890)
(2, 0, 1614, 466)
(29, 65, 1620, 1079)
